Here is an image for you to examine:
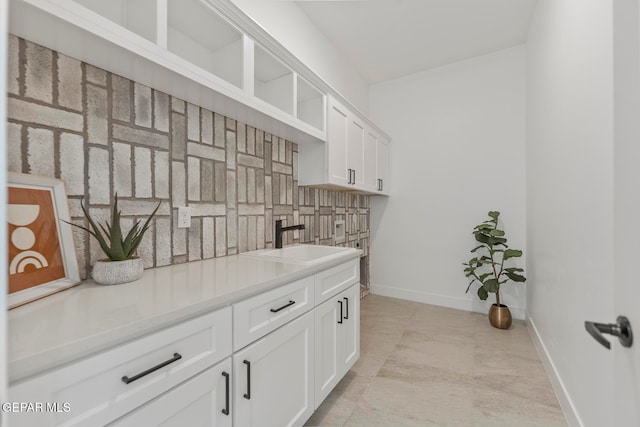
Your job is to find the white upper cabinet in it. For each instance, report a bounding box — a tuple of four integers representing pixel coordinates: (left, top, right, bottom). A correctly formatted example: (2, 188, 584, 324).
(10, 0, 388, 181)
(327, 98, 350, 187)
(298, 95, 391, 195)
(363, 128, 379, 192)
(376, 137, 390, 194)
(10, 0, 325, 142)
(347, 116, 365, 188)
(166, 0, 243, 89)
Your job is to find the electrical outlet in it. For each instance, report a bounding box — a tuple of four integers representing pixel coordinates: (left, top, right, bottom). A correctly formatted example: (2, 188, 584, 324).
(334, 220, 345, 244)
(177, 206, 191, 228)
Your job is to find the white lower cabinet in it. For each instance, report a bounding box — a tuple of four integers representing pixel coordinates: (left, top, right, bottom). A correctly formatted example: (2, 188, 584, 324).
(9, 259, 360, 427)
(314, 283, 360, 407)
(233, 310, 315, 427)
(8, 307, 232, 427)
(109, 357, 232, 427)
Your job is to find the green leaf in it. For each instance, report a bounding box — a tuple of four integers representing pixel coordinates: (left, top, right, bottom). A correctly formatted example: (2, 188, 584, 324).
(489, 229, 505, 237)
(474, 224, 493, 231)
(79, 199, 112, 257)
(488, 211, 500, 220)
(505, 271, 526, 282)
(470, 245, 485, 253)
(105, 196, 125, 260)
(504, 267, 524, 273)
(479, 273, 493, 282)
(474, 232, 491, 245)
(503, 249, 523, 260)
(483, 278, 499, 293)
(477, 286, 489, 300)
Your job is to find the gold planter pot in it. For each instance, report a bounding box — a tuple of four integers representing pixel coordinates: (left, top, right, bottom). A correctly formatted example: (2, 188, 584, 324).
(488, 304, 512, 329)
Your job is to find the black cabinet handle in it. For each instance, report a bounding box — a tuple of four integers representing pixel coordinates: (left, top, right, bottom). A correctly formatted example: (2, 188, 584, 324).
(351, 169, 356, 185)
(243, 360, 251, 399)
(347, 168, 352, 184)
(121, 352, 182, 384)
(270, 300, 295, 313)
(343, 297, 349, 320)
(380, 179, 383, 191)
(338, 300, 343, 324)
(221, 371, 230, 415)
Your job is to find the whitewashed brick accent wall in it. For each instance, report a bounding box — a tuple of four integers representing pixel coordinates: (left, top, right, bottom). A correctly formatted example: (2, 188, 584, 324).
(6, 35, 371, 295)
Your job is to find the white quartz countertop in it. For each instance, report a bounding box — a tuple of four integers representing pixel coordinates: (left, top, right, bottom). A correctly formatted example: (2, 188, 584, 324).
(8, 249, 361, 383)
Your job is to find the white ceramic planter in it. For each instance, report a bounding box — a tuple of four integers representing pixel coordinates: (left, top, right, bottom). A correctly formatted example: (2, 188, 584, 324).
(92, 258, 144, 285)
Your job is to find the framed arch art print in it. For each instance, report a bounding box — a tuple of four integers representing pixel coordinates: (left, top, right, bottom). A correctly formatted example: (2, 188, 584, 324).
(7, 172, 80, 309)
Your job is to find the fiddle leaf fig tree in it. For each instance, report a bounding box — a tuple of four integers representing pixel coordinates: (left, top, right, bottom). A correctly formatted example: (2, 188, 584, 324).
(462, 211, 526, 306)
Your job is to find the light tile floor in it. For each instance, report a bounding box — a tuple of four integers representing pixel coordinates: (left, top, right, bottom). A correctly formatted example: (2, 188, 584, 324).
(305, 295, 567, 427)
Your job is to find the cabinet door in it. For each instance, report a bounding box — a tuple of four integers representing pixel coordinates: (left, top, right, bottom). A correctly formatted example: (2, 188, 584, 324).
(339, 284, 360, 373)
(327, 98, 350, 186)
(377, 138, 390, 193)
(110, 358, 232, 427)
(363, 128, 379, 192)
(314, 283, 360, 410)
(234, 311, 314, 427)
(314, 296, 341, 408)
(347, 118, 365, 188)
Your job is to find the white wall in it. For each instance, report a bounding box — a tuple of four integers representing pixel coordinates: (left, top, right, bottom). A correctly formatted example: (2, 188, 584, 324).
(230, 0, 369, 113)
(368, 46, 527, 319)
(526, 0, 615, 425)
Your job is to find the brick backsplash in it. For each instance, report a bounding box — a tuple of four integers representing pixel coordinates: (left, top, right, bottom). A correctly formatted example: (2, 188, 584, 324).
(6, 35, 371, 295)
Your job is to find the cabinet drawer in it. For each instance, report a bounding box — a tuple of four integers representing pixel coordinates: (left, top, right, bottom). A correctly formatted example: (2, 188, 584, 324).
(9, 307, 232, 427)
(233, 276, 314, 350)
(314, 260, 359, 305)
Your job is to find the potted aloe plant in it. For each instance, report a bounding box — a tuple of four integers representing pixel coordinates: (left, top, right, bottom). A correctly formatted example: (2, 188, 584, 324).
(462, 211, 526, 329)
(66, 195, 159, 285)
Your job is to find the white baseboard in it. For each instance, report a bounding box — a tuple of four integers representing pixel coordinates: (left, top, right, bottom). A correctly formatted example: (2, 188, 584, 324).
(369, 283, 526, 320)
(527, 313, 582, 427)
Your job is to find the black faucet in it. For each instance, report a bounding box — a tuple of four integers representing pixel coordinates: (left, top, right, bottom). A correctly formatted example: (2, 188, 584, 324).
(275, 220, 305, 249)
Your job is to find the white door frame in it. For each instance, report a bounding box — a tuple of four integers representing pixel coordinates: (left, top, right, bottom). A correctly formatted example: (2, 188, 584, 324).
(613, 0, 640, 424)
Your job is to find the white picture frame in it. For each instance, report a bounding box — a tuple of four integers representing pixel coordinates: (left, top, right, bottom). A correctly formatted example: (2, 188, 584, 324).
(7, 172, 80, 309)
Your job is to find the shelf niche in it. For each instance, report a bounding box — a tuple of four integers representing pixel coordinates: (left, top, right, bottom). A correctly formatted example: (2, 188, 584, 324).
(167, 0, 244, 88)
(73, 0, 158, 43)
(297, 76, 324, 132)
(254, 44, 294, 115)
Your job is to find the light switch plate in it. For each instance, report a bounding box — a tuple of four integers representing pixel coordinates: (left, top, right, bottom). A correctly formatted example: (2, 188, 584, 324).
(177, 206, 191, 228)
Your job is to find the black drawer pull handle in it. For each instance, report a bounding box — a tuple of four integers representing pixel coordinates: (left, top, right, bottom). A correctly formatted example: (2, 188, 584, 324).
(338, 300, 343, 324)
(243, 360, 251, 399)
(222, 371, 230, 415)
(344, 297, 349, 320)
(270, 300, 295, 313)
(121, 352, 182, 384)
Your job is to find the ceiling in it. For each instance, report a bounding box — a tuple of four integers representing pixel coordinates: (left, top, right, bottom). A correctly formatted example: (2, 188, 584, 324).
(294, 0, 537, 84)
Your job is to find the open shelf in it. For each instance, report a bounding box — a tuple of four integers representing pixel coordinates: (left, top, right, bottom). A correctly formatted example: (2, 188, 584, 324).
(73, 0, 158, 43)
(297, 76, 324, 131)
(254, 44, 294, 115)
(167, 0, 243, 88)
